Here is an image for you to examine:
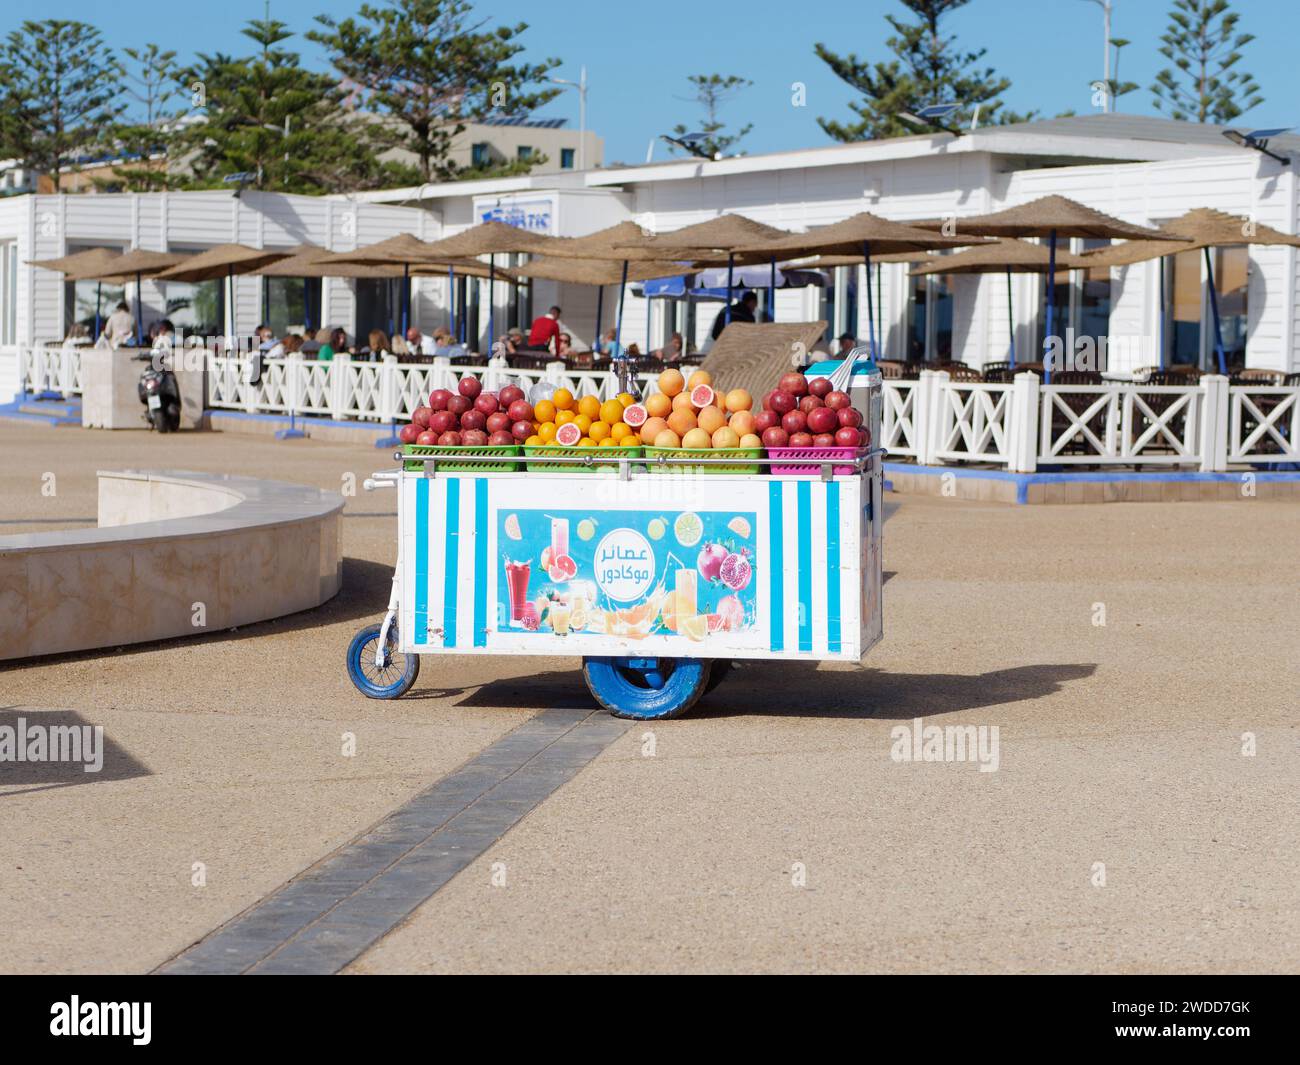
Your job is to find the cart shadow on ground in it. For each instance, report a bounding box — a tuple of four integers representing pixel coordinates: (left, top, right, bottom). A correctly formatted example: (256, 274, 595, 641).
(448, 660, 1097, 720)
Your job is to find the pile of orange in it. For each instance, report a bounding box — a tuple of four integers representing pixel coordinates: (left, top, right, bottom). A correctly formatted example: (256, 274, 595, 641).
(636, 368, 760, 450)
(526, 388, 644, 449)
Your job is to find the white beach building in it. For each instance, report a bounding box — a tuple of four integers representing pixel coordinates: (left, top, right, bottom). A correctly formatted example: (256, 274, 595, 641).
(2, 113, 1297, 405)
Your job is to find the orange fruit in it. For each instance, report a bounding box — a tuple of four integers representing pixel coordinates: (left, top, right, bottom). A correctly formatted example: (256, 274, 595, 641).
(534, 399, 556, 423)
(574, 413, 593, 434)
(667, 408, 697, 436)
(658, 368, 685, 397)
(616, 392, 635, 408)
(687, 369, 712, 390)
(578, 393, 601, 419)
(556, 409, 576, 425)
(578, 437, 597, 447)
(724, 388, 752, 412)
(619, 436, 641, 448)
(639, 416, 669, 444)
(644, 392, 671, 419)
(599, 437, 617, 447)
(696, 405, 726, 435)
(538, 421, 558, 442)
(525, 434, 543, 447)
(552, 387, 575, 411)
(610, 422, 632, 441)
(589, 420, 610, 441)
(599, 398, 624, 425)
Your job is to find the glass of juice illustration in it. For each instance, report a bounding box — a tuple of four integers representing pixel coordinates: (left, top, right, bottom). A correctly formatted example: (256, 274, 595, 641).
(504, 559, 531, 625)
(550, 517, 569, 560)
(550, 599, 572, 636)
(675, 568, 698, 616)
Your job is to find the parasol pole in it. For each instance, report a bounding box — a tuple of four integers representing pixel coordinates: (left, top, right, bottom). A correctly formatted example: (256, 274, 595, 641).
(1007, 267, 1016, 367)
(227, 264, 235, 350)
(94, 281, 102, 342)
(304, 277, 311, 333)
(769, 256, 777, 323)
(1158, 257, 1167, 371)
(1043, 229, 1058, 383)
(1203, 245, 1228, 374)
(487, 254, 495, 355)
(134, 271, 144, 345)
(594, 284, 604, 352)
(862, 240, 878, 362)
(402, 262, 410, 335)
(724, 252, 735, 325)
(448, 266, 456, 341)
(614, 260, 628, 353)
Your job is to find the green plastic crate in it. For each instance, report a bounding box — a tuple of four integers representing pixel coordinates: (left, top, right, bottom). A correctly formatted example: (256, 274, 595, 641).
(523, 443, 643, 473)
(402, 443, 522, 472)
(642, 446, 763, 475)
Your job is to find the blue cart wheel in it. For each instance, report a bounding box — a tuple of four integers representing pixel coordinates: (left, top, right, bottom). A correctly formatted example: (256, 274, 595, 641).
(582, 656, 711, 720)
(347, 623, 419, 700)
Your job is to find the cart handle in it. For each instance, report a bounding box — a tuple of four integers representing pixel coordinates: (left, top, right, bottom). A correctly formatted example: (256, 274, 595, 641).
(394, 448, 887, 472)
(364, 469, 401, 491)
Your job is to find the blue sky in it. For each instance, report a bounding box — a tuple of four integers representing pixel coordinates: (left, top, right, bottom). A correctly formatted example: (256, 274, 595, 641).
(8, 0, 1296, 164)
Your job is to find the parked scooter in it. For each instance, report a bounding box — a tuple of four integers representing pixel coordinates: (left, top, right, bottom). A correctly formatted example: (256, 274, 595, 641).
(137, 337, 182, 432)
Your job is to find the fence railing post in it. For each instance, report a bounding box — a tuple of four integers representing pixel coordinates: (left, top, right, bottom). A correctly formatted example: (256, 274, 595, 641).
(329, 353, 351, 420)
(429, 355, 455, 394)
(545, 360, 566, 385)
(484, 355, 510, 392)
(1199, 373, 1229, 472)
(1008, 371, 1040, 473)
(915, 369, 947, 465)
(379, 354, 401, 424)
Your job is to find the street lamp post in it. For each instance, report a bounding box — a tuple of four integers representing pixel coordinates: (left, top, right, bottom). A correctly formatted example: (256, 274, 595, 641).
(550, 66, 588, 170)
(1082, 0, 1114, 112)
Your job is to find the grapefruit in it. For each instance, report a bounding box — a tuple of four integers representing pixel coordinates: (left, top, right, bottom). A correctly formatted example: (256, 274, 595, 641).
(739, 433, 761, 448)
(711, 426, 740, 449)
(623, 403, 649, 427)
(643, 393, 671, 419)
(724, 388, 752, 412)
(696, 405, 726, 435)
(681, 427, 712, 449)
(555, 421, 582, 447)
(658, 368, 686, 396)
(671, 390, 695, 413)
(728, 410, 756, 436)
(639, 416, 669, 444)
(689, 384, 715, 409)
(548, 554, 578, 582)
(727, 516, 751, 538)
(666, 409, 697, 437)
(687, 369, 713, 390)
(653, 428, 682, 449)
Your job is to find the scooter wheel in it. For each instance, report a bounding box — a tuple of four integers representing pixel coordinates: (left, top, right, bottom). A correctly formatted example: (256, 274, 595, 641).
(582, 656, 710, 720)
(347, 623, 419, 699)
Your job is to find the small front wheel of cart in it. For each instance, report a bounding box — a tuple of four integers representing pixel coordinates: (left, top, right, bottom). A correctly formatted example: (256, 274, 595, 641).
(347, 623, 420, 699)
(582, 656, 711, 720)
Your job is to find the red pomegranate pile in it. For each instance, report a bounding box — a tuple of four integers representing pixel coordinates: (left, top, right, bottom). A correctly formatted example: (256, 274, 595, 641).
(755, 372, 868, 449)
(399, 376, 535, 447)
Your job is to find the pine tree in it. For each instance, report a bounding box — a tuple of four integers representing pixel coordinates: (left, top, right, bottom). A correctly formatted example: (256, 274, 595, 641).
(1152, 0, 1262, 123)
(815, 0, 1030, 141)
(309, 0, 561, 184)
(104, 44, 180, 192)
(175, 18, 393, 194)
(0, 20, 124, 188)
(670, 74, 753, 159)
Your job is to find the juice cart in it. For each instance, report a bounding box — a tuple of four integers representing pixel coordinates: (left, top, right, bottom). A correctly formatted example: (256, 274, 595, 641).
(347, 363, 884, 720)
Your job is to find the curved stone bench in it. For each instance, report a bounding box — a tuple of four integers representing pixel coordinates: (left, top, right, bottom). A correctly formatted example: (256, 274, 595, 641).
(0, 470, 344, 662)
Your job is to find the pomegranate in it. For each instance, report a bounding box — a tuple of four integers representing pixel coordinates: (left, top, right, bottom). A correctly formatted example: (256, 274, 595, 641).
(697, 542, 729, 583)
(412, 405, 432, 428)
(798, 394, 823, 415)
(437, 430, 462, 446)
(487, 430, 514, 446)
(429, 409, 456, 435)
(458, 376, 482, 398)
(719, 551, 752, 591)
(837, 407, 863, 428)
(415, 430, 438, 445)
(486, 411, 512, 434)
(761, 426, 789, 448)
(398, 423, 420, 444)
(447, 394, 471, 416)
(781, 410, 807, 436)
(427, 389, 452, 411)
(753, 410, 779, 433)
(498, 385, 525, 407)
(474, 393, 499, 415)
(769, 390, 796, 415)
(808, 377, 833, 398)
(835, 426, 861, 447)
(460, 409, 487, 432)
(461, 429, 489, 447)
(779, 371, 809, 396)
(813, 433, 836, 448)
(512, 420, 533, 441)
(507, 399, 533, 423)
(788, 432, 814, 448)
(824, 390, 852, 410)
(806, 406, 839, 435)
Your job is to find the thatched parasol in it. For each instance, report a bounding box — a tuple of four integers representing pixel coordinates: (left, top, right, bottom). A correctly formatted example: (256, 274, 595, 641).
(911, 196, 1189, 379)
(152, 244, 295, 341)
(698, 321, 829, 395)
(1075, 207, 1300, 371)
(29, 247, 123, 274)
(909, 239, 1088, 366)
(57, 249, 188, 343)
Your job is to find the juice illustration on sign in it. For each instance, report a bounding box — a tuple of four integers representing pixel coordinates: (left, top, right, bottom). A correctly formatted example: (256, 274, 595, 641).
(498, 508, 757, 641)
(504, 559, 531, 625)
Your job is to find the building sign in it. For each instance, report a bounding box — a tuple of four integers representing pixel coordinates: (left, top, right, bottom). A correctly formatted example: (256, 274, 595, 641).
(475, 195, 557, 235)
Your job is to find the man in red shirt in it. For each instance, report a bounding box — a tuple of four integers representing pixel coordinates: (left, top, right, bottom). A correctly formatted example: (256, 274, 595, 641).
(527, 306, 562, 351)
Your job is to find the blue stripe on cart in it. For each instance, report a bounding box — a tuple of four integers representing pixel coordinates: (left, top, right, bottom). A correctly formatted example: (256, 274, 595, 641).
(443, 479, 460, 647)
(472, 478, 488, 647)
(796, 480, 812, 653)
(825, 481, 841, 654)
(767, 481, 784, 652)
(414, 478, 430, 645)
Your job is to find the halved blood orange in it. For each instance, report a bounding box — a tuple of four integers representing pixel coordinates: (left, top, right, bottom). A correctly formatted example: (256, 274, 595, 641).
(689, 384, 715, 409)
(555, 421, 582, 446)
(622, 403, 648, 427)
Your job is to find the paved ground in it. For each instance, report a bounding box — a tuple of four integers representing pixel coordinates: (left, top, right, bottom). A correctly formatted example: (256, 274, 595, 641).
(1, 419, 1297, 973)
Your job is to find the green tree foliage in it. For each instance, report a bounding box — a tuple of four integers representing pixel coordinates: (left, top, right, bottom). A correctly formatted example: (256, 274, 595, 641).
(815, 0, 1031, 141)
(309, 0, 561, 184)
(1102, 39, 1140, 110)
(0, 20, 124, 186)
(1152, 0, 1263, 123)
(101, 44, 180, 192)
(670, 74, 753, 159)
(175, 18, 396, 194)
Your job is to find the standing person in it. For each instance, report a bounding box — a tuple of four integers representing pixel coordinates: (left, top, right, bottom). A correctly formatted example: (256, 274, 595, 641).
(105, 301, 135, 347)
(527, 305, 562, 351)
(710, 291, 758, 340)
(837, 333, 858, 357)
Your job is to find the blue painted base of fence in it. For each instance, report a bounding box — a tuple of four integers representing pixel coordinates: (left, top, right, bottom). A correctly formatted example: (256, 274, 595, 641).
(204, 408, 397, 445)
(884, 461, 1300, 505)
(0, 396, 82, 427)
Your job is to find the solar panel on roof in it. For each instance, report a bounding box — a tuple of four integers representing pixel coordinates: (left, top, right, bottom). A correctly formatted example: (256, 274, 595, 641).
(1245, 127, 1292, 140)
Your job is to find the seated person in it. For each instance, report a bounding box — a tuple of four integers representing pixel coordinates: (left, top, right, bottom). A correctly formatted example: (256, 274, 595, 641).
(653, 332, 685, 362)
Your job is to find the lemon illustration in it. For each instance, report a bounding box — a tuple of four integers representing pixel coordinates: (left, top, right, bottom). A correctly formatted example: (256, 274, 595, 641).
(577, 518, 596, 541)
(673, 512, 703, 547)
(647, 517, 666, 540)
(727, 516, 751, 539)
(504, 513, 522, 540)
(679, 615, 708, 642)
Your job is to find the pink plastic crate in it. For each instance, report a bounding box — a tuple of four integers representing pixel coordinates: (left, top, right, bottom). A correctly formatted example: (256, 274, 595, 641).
(767, 445, 862, 477)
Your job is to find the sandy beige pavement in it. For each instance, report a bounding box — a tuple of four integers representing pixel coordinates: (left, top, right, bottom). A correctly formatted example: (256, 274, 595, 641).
(2, 419, 1298, 974)
(349, 490, 1300, 974)
(0, 421, 567, 973)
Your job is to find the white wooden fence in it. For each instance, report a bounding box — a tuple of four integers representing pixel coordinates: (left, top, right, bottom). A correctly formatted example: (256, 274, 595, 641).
(13, 344, 1300, 470)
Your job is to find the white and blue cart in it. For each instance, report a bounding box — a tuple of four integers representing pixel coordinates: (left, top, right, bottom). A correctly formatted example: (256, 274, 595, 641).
(348, 366, 884, 720)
